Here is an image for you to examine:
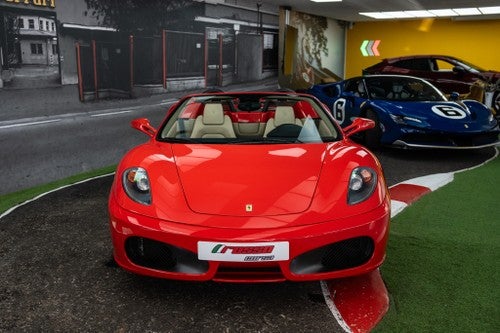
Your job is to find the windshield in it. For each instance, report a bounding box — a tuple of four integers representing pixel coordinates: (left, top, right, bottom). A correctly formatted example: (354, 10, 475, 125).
(452, 57, 486, 73)
(157, 93, 341, 144)
(364, 76, 447, 102)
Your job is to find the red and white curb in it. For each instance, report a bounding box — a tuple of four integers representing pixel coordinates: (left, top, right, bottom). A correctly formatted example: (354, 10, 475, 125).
(390, 172, 454, 218)
(324, 148, 498, 333)
(321, 175, 451, 333)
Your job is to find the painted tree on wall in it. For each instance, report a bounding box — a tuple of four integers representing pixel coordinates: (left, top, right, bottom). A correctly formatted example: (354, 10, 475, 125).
(289, 11, 328, 88)
(292, 12, 328, 69)
(84, 0, 203, 34)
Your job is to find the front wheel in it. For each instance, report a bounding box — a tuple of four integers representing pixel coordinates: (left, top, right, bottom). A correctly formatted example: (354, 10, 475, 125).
(493, 91, 500, 117)
(364, 109, 383, 149)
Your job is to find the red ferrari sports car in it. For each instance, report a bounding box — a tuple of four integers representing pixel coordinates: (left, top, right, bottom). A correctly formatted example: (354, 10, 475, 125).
(108, 91, 390, 282)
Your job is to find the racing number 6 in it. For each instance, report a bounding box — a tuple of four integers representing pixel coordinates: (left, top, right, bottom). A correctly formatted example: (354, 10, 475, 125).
(431, 105, 467, 119)
(333, 98, 346, 125)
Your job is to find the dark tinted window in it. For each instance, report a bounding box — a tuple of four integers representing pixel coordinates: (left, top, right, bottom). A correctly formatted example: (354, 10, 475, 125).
(345, 79, 367, 98)
(322, 85, 339, 98)
(394, 59, 430, 71)
(364, 76, 445, 102)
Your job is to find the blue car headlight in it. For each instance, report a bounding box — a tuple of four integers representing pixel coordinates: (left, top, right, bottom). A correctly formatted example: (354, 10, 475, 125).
(123, 167, 151, 205)
(348, 167, 377, 205)
(488, 112, 495, 124)
(389, 114, 424, 126)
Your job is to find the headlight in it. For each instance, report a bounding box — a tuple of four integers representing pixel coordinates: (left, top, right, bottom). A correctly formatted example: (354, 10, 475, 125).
(488, 111, 494, 123)
(389, 114, 423, 125)
(123, 167, 151, 205)
(348, 167, 377, 205)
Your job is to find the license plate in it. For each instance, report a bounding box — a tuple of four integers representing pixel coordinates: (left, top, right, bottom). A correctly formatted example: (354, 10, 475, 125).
(197, 241, 289, 262)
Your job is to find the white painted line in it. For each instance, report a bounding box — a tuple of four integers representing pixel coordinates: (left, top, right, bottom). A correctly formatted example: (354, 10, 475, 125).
(91, 110, 133, 117)
(390, 200, 408, 218)
(0, 119, 61, 129)
(0, 173, 115, 221)
(320, 280, 352, 333)
(400, 172, 454, 191)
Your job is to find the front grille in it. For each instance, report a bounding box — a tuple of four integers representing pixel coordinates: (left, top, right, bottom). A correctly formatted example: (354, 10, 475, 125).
(214, 266, 285, 283)
(126, 237, 177, 270)
(290, 237, 374, 274)
(321, 237, 374, 270)
(125, 237, 208, 273)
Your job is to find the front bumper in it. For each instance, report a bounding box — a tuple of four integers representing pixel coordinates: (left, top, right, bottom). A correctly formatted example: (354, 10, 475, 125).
(387, 127, 500, 150)
(392, 139, 500, 150)
(109, 199, 390, 283)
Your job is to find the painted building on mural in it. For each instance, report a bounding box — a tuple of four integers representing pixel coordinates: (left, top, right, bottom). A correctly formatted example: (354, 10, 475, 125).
(1, 0, 279, 90)
(1, 0, 57, 69)
(16, 14, 58, 65)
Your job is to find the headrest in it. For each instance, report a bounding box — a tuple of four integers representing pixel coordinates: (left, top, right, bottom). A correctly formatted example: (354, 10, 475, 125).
(392, 83, 403, 93)
(358, 81, 365, 93)
(274, 106, 296, 126)
(203, 103, 224, 125)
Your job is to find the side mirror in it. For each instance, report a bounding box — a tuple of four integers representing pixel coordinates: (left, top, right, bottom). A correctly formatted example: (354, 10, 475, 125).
(131, 118, 156, 138)
(449, 92, 460, 101)
(343, 117, 375, 138)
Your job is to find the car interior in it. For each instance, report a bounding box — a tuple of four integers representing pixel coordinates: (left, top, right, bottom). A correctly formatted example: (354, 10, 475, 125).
(160, 95, 339, 141)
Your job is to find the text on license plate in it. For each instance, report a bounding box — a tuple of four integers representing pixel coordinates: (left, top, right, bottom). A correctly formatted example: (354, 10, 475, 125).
(197, 241, 289, 262)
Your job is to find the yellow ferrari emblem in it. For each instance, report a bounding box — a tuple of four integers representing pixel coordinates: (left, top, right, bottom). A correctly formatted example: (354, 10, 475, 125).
(246, 204, 253, 212)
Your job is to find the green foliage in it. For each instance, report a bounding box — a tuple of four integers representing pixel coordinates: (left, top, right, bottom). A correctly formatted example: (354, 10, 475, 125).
(84, 0, 203, 34)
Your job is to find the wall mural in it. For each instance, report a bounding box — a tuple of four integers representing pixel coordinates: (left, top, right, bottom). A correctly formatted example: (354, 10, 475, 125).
(280, 11, 342, 91)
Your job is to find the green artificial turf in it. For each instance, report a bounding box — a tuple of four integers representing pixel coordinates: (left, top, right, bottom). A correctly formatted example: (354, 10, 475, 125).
(0, 165, 116, 216)
(374, 156, 500, 332)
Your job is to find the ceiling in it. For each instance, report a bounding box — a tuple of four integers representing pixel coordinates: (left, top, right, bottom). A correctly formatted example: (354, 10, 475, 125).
(262, 0, 500, 22)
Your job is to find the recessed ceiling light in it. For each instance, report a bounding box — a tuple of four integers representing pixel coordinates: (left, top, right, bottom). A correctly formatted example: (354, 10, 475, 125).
(359, 6, 499, 19)
(479, 6, 500, 14)
(384, 11, 415, 19)
(404, 10, 436, 18)
(453, 8, 481, 16)
(428, 9, 459, 17)
(359, 12, 392, 19)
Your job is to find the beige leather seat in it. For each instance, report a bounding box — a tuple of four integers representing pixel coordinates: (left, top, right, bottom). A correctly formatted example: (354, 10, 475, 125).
(263, 106, 302, 137)
(190, 103, 236, 138)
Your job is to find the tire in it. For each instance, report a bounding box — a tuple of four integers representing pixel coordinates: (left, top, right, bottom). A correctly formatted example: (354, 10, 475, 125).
(493, 91, 500, 116)
(364, 109, 383, 149)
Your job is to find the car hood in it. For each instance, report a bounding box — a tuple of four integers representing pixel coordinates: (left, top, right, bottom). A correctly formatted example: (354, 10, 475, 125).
(376, 100, 493, 131)
(479, 71, 500, 81)
(112, 141, 388, 229)
(171, 144, 325, 216)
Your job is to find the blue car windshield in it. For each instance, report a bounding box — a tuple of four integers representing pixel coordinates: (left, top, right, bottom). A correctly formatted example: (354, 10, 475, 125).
(364, 76, 447, 102)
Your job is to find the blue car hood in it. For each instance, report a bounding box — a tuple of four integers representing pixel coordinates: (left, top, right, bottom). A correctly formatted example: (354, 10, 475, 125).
(376, 100, 494, 132)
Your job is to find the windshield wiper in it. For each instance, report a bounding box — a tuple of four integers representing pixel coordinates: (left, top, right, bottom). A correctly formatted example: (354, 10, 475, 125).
(161, 137, 197, 143)
(223, 138, 268, 144)
(264, 137, 301, 143)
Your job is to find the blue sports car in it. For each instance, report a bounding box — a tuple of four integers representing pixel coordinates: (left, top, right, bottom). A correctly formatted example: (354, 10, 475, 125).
(306, 75, 500, 149)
